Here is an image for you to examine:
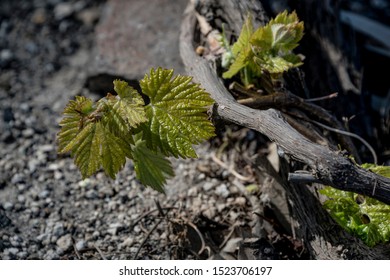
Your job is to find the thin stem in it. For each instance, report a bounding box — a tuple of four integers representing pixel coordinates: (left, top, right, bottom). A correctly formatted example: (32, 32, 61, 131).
(311, 120, 378, 164)
(305, 92, 338, 102)
(229, 81, 263, 98)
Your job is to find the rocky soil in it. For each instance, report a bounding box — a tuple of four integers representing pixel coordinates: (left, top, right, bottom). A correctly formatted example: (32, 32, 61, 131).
(1, 0, 302, 260)
(2, 0, 388, 260)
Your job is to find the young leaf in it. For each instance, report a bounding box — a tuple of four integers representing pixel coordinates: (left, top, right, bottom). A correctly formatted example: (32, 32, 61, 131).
(111, 80, 147, 127)
(96, 122, 132, 179)
(131, 135, 174, 193)
(58, 71, 216, 191)
(99, 98, 134, 143)
(253, 52, 303, 74)
(220, 24, 235, 68)
(58, 94, 133, 179)
(59, 120, 129, 179)
(250, 11, 303, 52)
(57, 96, 95, 153)
(97, 80, 146, 143)
(222, 49, 251, 79)
(250, 10, 304, 75)
(268, 10, 304, 52)
(231, 14, 254, 57)
(360, 163, 390, 178)
(61, 122, 100, 177)
(222, 15, 254, 79)
(223, 11, 304, 81)
(320, 164, 390, 247)
(140, 68, 215, 158)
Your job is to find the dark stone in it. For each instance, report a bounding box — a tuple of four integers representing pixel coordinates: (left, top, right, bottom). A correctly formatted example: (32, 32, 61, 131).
(3, 107, 14, 122)
(89, 0, 187, 92)
(0, 207, 12, 229)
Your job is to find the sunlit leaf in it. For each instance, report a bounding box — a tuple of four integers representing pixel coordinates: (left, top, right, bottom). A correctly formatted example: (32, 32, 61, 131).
(57, 70, 216, 191)
(360, 163, 390, 178)
(132, 135, 174, 193)
(231, 14, 254, 56)
(59, 119, 129, 179)
(112, 79, 147, 127)
(320, 164, 390, 247)
(140, 68, 215, 158)
(222, 49, 250, 79)
(223, 10, 304, 81)
(57, 96, 95, 153)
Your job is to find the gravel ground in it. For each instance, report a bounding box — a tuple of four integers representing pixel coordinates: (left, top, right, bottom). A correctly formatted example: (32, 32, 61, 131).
(7, 0, 386, 260)
(1, 0, 295, 260)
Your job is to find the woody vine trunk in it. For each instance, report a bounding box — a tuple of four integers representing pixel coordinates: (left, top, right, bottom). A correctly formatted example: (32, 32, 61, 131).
(180, 0, 390, 259)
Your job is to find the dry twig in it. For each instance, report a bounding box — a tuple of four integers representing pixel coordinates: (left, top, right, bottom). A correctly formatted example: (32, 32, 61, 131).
(94, 244, 107, 260)
(211, 153, 253, 182)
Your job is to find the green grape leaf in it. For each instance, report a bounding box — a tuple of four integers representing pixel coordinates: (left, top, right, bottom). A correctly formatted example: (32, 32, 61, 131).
(59, 120, 129, 179)
(111, 80, 147, 127)
(57, 96, 95, 153)
(250, 10, 304, 74)
(131, 135, 174, 193)
(223, 11, 304, 80)
(220, 24, 235, 68)
(96, 80, 146, 144)
(360, 163, 390, 178)
(268, 10, 304, 52)
(250, 10, 304, 52)
(139, 68, 215, 158)
(58, 70, 216, 191)
(231, 14, 254, 56)
(99, 98, 134, 144)
(58, 95, 134, 179)
(320, 164, 390, 247)
(253, 53, 303, 74)
(222, 15, 254, 79)
(222, 49, 251, 79)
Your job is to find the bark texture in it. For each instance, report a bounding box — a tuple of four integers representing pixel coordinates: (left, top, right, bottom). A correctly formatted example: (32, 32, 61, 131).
(180, 0, 390, 259)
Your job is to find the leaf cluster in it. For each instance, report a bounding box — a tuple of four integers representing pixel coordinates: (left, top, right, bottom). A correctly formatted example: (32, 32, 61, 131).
(222, 11, 304, 87)
(320, 165, 390, 247)
(58, 68, 215, 192)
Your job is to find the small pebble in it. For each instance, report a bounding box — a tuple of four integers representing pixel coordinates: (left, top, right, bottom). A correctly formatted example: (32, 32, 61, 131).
(3, 201, 13, 211)
(75, 240, 86, 251)
(120, 237, 134, 248)
(11, 174, 24, 184)
(54, 3, 74, 20)
(17, 251, 28, 259)
(56, 234, 72, 252)
(37, 233, 50, 246)
(39, 190, 50, 199)
(44, 249, 59, 260)
(0, 49, 13, 65)
(54, 171, 63, 180)
(235, 197, 247, 207)
(85, 189, 98, 199)
(17, 195, 25, 203)
(48, 163, 59, 171)
(53, 222, 65, 237)
(31, 8, 47, 25)
(215, 183, 229, 198)
(202, 181, 214, 192)
(7, 247, 19, 256)
(10, 235, 23, 247)
(187, 186, 198, 196)
(78, 178, 91, 188)
(22, 128, 35, 138)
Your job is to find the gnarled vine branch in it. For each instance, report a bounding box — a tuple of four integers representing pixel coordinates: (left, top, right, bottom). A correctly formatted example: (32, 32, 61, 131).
(180, 0, 390, 260)
(179, 1, 390, 205)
